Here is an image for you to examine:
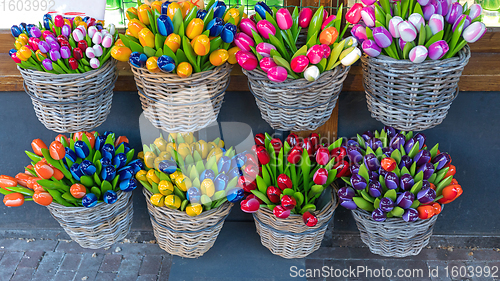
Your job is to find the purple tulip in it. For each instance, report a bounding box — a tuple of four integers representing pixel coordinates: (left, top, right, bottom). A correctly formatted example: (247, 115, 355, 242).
(388, 16, 403, 38)
(417, 163, 435, 180)
(350, 162, 360, 174)
(369, 171, 379, 182)
(347, 146, 363, 163)
(398, 21, 417, 42)
(409, 13, 425, 32)
(397, 191, 415, 209)
(372, 208, 387, 222)
(267, 66, 287, 82)
(414, 150, 432, 166)
(306, 45, 324, 64)
(373, 26, 392, 48)
(61, 24, 71, 38)
(417, 0, 430, 6)
(361, 6, 376, 27)
(431, 153, 449, 170)
(436, 0, 449, 16)
(390, 134, 406, 150)
(351, 173, 367, 190)
(338, 186, 356, 200)
(446, 2, 463, 24)
(429, 14, 445, 35)
(463, 22, 486, 43)
(379, 166, 389, 178)
(380, 197, 395, 212)
(400, 174, 415, 191)
(413, 133, 426, 149)
(341, 199, 358, 210)
(428, 40, 449, 60)
(347, 139, 359, 147)
(60, 46, 71, 59)
(240, 18, 257, 37)
(452, 14, 472, 32)
(385, 172, 399, 190)
(256, 42, 276, 57)
(410, 45, 428, 63)
(256, 20, 276, 40)
(384, 126, 397, 138)
(423, 2, 437, 20)
(38, 41, 50, 53)
(49, 41, 60, 51)
(362, 0, 376, 5)
(403, 208, 419, 222)
(42, 59, 53, 71)
(399, 155, 413, 170)
(351, 24, 368, 42)
(404, 138, 416, 154)
(422, 180, 431, 190)
(417, 187, 436, 204)
(234, 33, 255, 52)
(399, 38, 406, 51)
(259, 57, 277, 73)
(368, 181, 382, 197)
(361, 130, 374, 140)
(361, 39, 382, 57)
(30, 26, 42, 38)
(382, 147, 393, 158)
(49, 49, 61, 61)
(364, 153, 380, 171)
(368, 138, 383, 151)
(236, 51, 258, 71)
(276, 8, 293, 30)
(290, 55, 309, 73)
(468, 4, 483, 20)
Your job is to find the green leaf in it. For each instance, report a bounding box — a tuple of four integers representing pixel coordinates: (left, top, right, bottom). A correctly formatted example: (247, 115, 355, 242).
(119, 34, 131, 48)
(436, 176, 453, 196)
(273, 56, 299, 78)
(414, 171, 424, 183)
(251, 190, 272, 205)
(384, 189, 397, 202)
(306, 31, 318, 49)
(269, 34, 289, 61)
(91, 186, 101, 200)
(410, 180, 423, 195)
(361, 190, 375, 203)
(300, 149, 311, 195)
(424, 30, 444, 49)
(256, 175, 267, 195)
(353, 197, 375, 212)
(301, 204, 316, 214)
(429, 143, 439, 159)
(293, 192, 304, 207)
(182, 37, 200, 73)
(408, 141, 420, 158)
(390, 149, 402, 165)
(101, 180, 113, 194)
(391, 206, 405, 217)
(358, 164, 370, 183)
(129, 40, 144, 54)
(357, 134, 367, 149)
(262, 165, 272, 187)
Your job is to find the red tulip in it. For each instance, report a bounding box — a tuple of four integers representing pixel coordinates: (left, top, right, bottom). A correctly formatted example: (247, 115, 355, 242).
(313, 168, 328, 185)
(245, 153, 259, 167)
(254, 133, 265, 146)
(68, 58, 79, 70)
(345, 3, 363, 24)
(270, 138, 282, 155)
(287, 144, 303, 164)
(310, 133, 320, 151)
(277, 174, 292, 190)
(238, 176, 257, 192)
(246, 194, 263, 204)
(302, 138, 313, 157)
(73, 47, 84, 60)
(251, 145, 262, 155)
(241, 197, 260, 213)
(78, 40, 88, 51)
(256, 146, 270, 165)
(315, 146, 330, 165)
(244, 164, 259, 179)
(266, 186, 281, 204)
(298, 8, 313, 28)
(333, 160, 349, 178)
(330, 147, 346, 163)
(281, 195, 296, 210)
(286, 133, 299, 147)
(303, 211, 318, 227)
(273, 205, 290, 218)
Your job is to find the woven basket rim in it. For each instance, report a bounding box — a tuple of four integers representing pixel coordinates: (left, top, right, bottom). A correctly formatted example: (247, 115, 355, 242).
(244, 64, 349, 85)
(130, 62, 232, 80)
(17, 59, 116, 78)
(351, 204, 443, 224)
(47, 190, 129, 210)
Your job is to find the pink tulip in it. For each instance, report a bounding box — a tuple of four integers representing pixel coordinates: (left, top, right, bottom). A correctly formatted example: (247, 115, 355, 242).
(361, 6, 376, 27)
(290, 55, 309, 73)
(463, 22, 486, 43)
(399, 38, 406, 51)
(88, 26, 98, 39)
(267, 66, 287, 82)
(428, 40, 449, 60)
(77, 26, 87, 37)
(92, 32, 103, 45)
(351, 24, 367, 42)
(362, 39, 382, 57)
(313, 168, 328, 185)
(409, 45, 428, 63)
(240, 18, 258, 37)
(429, 14, 444, 35)
(373, 26, 392, 48)
(306, 45, 324, 64)
(321, 44, 331, 58)
(90, 57, 100, 69)
(321, 15, 336, 30)
(234, 33, 255, 52)
(346, 3, 363, 24)
(389, 16, 404, 38)
(93, 45, 103, 57)
(398, 21, 417, 42)
(73, 29, 85, 42)
(446, 2, 463, 24)
(468, 4, 483, 20)
(259, 57, 277, 73)
(236, 51, 258, 70)
(409, 13, 425, 32)
(276, 8, 293, 30)
(256, 42, 277, 57)
(102, 34, 114, 48)
(299, 8, 313, 28)
(361, 0, 376, 5)
(452, 14, 471, 32)
(256, 20, 276, 39)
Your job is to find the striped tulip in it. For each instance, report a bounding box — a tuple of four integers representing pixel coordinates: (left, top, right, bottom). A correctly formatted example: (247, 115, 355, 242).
(429, 14, 444, 35)
(362, 39, 382, 57)
(138, 28, 155, 48)
(267, 66, 287, 82)
(452, 15, 471, 32)
(93, 45, 103, 57)
(61, 25, 71, 38)
(398, 21, 417, 42)
(236, 51, 258, 71)
(86, 47, 95, 59)
(389, 16, 404, 38)
(428, 40, 449, 60)
(468, 4, 483, 20)
(361, 6, 376, 27)
(72, 29, 85, 42)
(436, 0, 448, 16)
(399, 38, 406, 51)
(409, 45, 428, 63)
(409, 13, 424, 32)
(92, 32, 103, 45)
(290, 55, 309, 73)
(259, 57, 277, 73)
(446, 3, 463, 24)
(463, 22, 486, 43)
(234, 33, 255, 52)
(165, 33, 181, 53)
(351, 24, 367, 42)
(373, 26, 392, 48)
(11, 53, 21, 63)
(239, 18, 257, 37)
(88, 26, 98, 39)
(256, 42, 276, 57)
(256, 20, 276, 40)
(90, 58, 100, 69)
(102, 34, 114, 48)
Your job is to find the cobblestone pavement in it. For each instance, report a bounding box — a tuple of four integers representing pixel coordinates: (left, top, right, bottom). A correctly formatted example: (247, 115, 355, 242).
(0, 237, 499, 281)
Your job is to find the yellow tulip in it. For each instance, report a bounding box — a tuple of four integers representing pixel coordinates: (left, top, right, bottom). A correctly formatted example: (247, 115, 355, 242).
(166, 143, 177, 156)
(167, 2, 181, 21)
(175, 175, 192, 192)
(158, 151, 171, 160)
(169, 170, 183, 182)
(180, 1, 195, 18)
(138, 4, 152, 25)
(190, 34, 210, 56)
(78, 21, 88, 29)
(138, 28, 155, 48)
(135, 170, 148, 182)
(200, 179, 215, 197)
(144, 151, 156, 169)
(164, 195, 181, 209)
(176, 62, 193, 78)
(127, 19, 146, 38)
(217, 140, 225, 148)
(164, 33, 181, 53)
(209, 49, 229, 67)
(207, 142, 216, 152)
(114, 39, 126, 47)
(180, 133, 195, 144)
(228, 46, 241, 64)
(126, 7, 138, 21)
(146, 56, 160, 73)
(186, 203, 203, 216)
(150, 193, 165, 207)
(151, 1, 162, 13)
(194, 140, 209, 159)
(208, 147, 223, 162)
(154, 137, 168, 151)
(138, 151, 144, 160)
(177, 143, 192, 159)
(224, 8, 240, 25)
(186, 18, 204, 39)
(19, 46, 32, 60)
(147, 169, 160, 184)
(18, 34, 28, 45)
(110, 46, 132, 62)
(158, 180, 174, 195)
(126, 29, 134, 37)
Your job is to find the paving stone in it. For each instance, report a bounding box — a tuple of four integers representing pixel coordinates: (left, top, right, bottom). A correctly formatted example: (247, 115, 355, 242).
(95, 272, 117, 281)
(136, 274, 158, 281)
(115, 254, 143, 281)
(348, 247, 387, 260)
(73, 253, 105, 281)
(139, 255, 162, 275)
(18, 250, 44, 268)
(55, 241, 114, 254)
(53, 269, 77, 281)
(324, 259, 346, 281)
(445, 261, 468, 280)
(10, 266, 36, 281)
(308, 247, 350, 260)
(159, 255, 172, 281)
(305, 259, 325, 281)
(31, 252, 65, 281)
(0, 251, 24, 280)
(427, 260, 452, 281)
(116, 242, 167, 255)
(99, 254, 122, 272)
(0, 239, 58, 252)
(472, 249, 500, 261)
(59, 253, 83, 271)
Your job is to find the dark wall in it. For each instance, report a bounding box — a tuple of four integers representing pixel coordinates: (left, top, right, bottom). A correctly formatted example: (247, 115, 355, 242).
(0, 90, 497, 236)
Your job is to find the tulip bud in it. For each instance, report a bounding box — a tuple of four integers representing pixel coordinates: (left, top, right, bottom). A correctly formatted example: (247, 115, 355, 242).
(90, 57, 100, 69)
(463, 22, 486, 43)
(351, 24, 368, 42)
(362, 39, 382, 57)
(88, 26, 98, 39)
(236, 51, 258, 71)
(186, 18, 204, 39)
(409, 13, 425, 32)
(340, 47, 361, 66)
(373, 26, 392, 48)
(221, 23, 237, 43)
(177, 62, 192, 77)
(209, 49, 229, 67)
(428, 40, 449, 60)
(423, 2, 437, 20)
(234, 32, 255, 52)
(54, 15, 64, 28)
(316, 146, 330, 165)
(102, 34, 114, 48)
(256, 42, 276, 58)
(452, 14, 472, 32)
(86, 47, 96, 59)
(468, 4, 483, 20)
(110, 46, 132, 62)
(206, 18, 224, 37)
(267, 66, 287, 82)
(196, 9, 208, 20)
(190, 34, 210, 56)
(239, 18, 257, 37)
(361, 6, 376, 27)
(259, 57, 277, 73)
(320, 26, 338, 45)
(409, 45, 428, 63)
(164, 33, 181, 53)
(398, 21, 417, 42)
(299, 8, 313, 28)
(30, 26, 42, 38)
(388, 16, 404, 38)
(60, 46, 71, 59)
(257, 20, 276, 40)
(446, 3, 463, 24)
(290, 55, 309, 73)
(157, 55, 176, 72)
(107, 23, 116, 35)
(429, 14, 445, 35)
(346, 3, 363, 24)
(304, 65, 320, 81)
(276, 8, 293, 30)
(49, 49, 61, 61)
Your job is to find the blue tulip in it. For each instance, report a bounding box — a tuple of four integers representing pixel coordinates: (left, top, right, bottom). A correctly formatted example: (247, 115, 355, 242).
(65, 147, 77, 162)
(101, 165, 116, 182)
(80, 160, 97, 176)
(103, 131, 114, 137)
(157, 15, 174, 37)
(227, 167, 242, 181)
(221, 23, 237, 43)
(70, 163, 83, 181)
(129, 52, 147, 68)
(101, 143, 115, 160)
(226, 188, 244, 203)
(196, 9, 208, 20)
(9, 49, 17, 57)
(95, 135, 106, 151)
(43, 14, 52, 21)
(255, 1, 272, 19)
(95, 23, 104, 31)
(206, 18, 224, 37)
(118, 166, 134, 180)
(103, 190, 118, 204)
(157, 55, 176, 72)
(119, 178, 137, 192)
(113, 153, 127, 170)
(82, 193, 98, 208)
(210, 1, 226, 18)
(232, 153, 247, 168)
(18, 23, 27, 32)
(11, 25, 22, 37)
(74, 141, 90, 159)
(187, 187, 201, 203)
(200, 169, 215, 182)
(121, 142, 131, 153)
(158, 160, 177, 174)
(161, 1, 172, 14)
(128, 159, 145, 174)
(100, 157, 112, 167)
(83, 16, 90, 23)
(26, 24, 35, 36)
(214, 173, 228, 192)
(217, 156, 231, 174)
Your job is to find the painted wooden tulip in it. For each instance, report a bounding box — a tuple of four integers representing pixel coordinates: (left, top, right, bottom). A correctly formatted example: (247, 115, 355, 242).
(281, 195, 296, 210)
(315, 146, 329, 165)
(129, 52, 147, 68)
(127, 19, 146, 38)
(429, 14, 444, 35)
(436, 0, 448, 16)
(302, 65, 319, 81)
(103, 190, 118, 204)
(302, 138, 314, 157)
(73, 140, 89, 159)
(381, 157, 397, 172)
(206, 18, 224, 37)
(338, 186, 356, 200)
(398, 155, 412, 170)
(372, 26, 393, 48)
(86, 46, 96, 59)
(428, 40, 449, 60)
(241, 197, 260, 213)
(200, 179, 215, 197)
(364, 153, 380, 171)
(258, 57, 277, 73)
(361, 6, 376, 27)
(256, 20, 276, 40)
(438, 184, 462, 204)
(452, 15, 471, 33)
(177, 62, 192, 77)
(423, 2, 437, 21)
(69, 163, 83, 181)
(400, 174, 415, 191)
(3, 193, 24, 207)
(216, 156, 231, 175)
(79, 160, 96, 176)
(417, 163, 435, 180)
(87, 26, 97, 39)
(186, 18, 204, 40)
(267, 66, 287, 82)
(101, 143, 115, 160)
(388, 16, 403, 38)
(340, 47, 361, 66)
(390, 134, 406, 150)
(224, 8, 241, 26)
(413, 150, 431, 168)
(11, 25, 22, 37)
(118, 166, 135, 181)
(254, 42, 275, 58)
(234, 33, 255, 52)
(401, 208, 418, 222)
(37, 41, 50, 54)
(254, 133, 265, 146)
(276, 174, 292, 191)
(154, 15, 173, 38)
(239, 19, 257, 39)
(468, 4, 483, 20)
(463, 22, 486, 43)
(82, 193, 98, 208)
(120, 178, 138, 192)
(351, 24, 367, 42)
(322, 15, 336, 30)
(210, 49, 229, 67)
(200, 169, 216, 182)
(319, 26, 338, 45)
(396, 21, 416, 43)
(350, 173, 367, 190)
(185, 204, 203, 216)
(210, 1, 226, 18)
(157, 55, 176, 73)
(100, 165, 116, 182)
(254, 1, 272, 19)
(366, 181, 381, 197)
(431, 153, 449, 170)
(164, 34, 181, 53)
(303, 212, 318, 227)
(385, 171, 399, 190)
(346, 3, 363, 24)
(138, 28, 154, 48)
(265, 186, 280, 204)
(361, 39, 381, 57)
(112, 153, 127, 170)
(254, 146, 270, 165)
(298, 8, 313, 28)
(409, 45, 428, 63)
(445, 3, 463, 25)
(221, 23, 237, 43)
(214, 174, 228, 192)
(371, 208, 387, 222)
(379, 197, 395, 212)
(236, 51, 258, 71)
(313, 168, 328, 185)
(238, 176, 256, 192)
(276, 8, 293, 30)
(287, 144, 303, 164)
(30, 26, 42, 38)
(408, 13, 424, 32)
(54, 15, 64, 28)
(289, 55, 308, 74)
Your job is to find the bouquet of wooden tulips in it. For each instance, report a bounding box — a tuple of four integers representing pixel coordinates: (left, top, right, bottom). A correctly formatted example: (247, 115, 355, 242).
(9, 14, 117, 73)
(135, 133, 244, 216)
(338, 126, 462, 222)
(234, 3, 362, 82)
(0, 131, 140, 208)
(238, 132, 349, 227)
(349, 0, 485, 62)
(111, 0, 242, 78)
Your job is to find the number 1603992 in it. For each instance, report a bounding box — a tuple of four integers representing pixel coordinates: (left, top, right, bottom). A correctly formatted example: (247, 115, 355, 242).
(1, 0, 55, 12)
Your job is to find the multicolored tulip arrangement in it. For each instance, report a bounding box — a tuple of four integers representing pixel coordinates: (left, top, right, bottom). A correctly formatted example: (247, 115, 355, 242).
(234, 4, 362, 82)
(135, 133, 243, 216)
(348, 0, 485, 62)
(0, 131, 139, 208)
(111, 0, 242, 78)
(337, 127, 462, 222)
(9, 14, 117, 73)
(238, 132, 349, 227)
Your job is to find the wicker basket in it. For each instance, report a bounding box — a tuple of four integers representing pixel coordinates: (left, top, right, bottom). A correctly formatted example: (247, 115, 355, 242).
(351, 207, 441, 257)
(362, 45, 471, 131)
(143, 188, 233, 258)
(252, 188, 338, 259)
(46, 190, 133, 249)
(131, 63, 232, 133)
(19, 59, 117, 133)
(244, 65, 350, 131)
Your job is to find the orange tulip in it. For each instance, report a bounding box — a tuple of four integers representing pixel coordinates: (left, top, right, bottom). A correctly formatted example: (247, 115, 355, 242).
(0, 175, 17, 191)
(190, 34, 210, 56)
(3, 193, 24, 207)
(34, 161, 54, 180)
(33, 191, 53, 206)
(165, 33, 181, 53)
(52, 167, 64, 181)
(31, 139, 47, 156)
(55, 134, 69, 144)
(180, 1, 195, 18)
(115, 136, 129, 147)
(70, 183, 87, 199)
(111, 46, 132, 62)
(177, 62, 193, 78)
(115, 39, 126, 47)
(15, 173, 32, 188)
(139, 28, 155, 48)
(128, 19, 146, 38)
(49, 141, 65, 160)
(85, 132, 95, 149)
(151, 1, 162, 13)
(319, 27, 338, 45)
